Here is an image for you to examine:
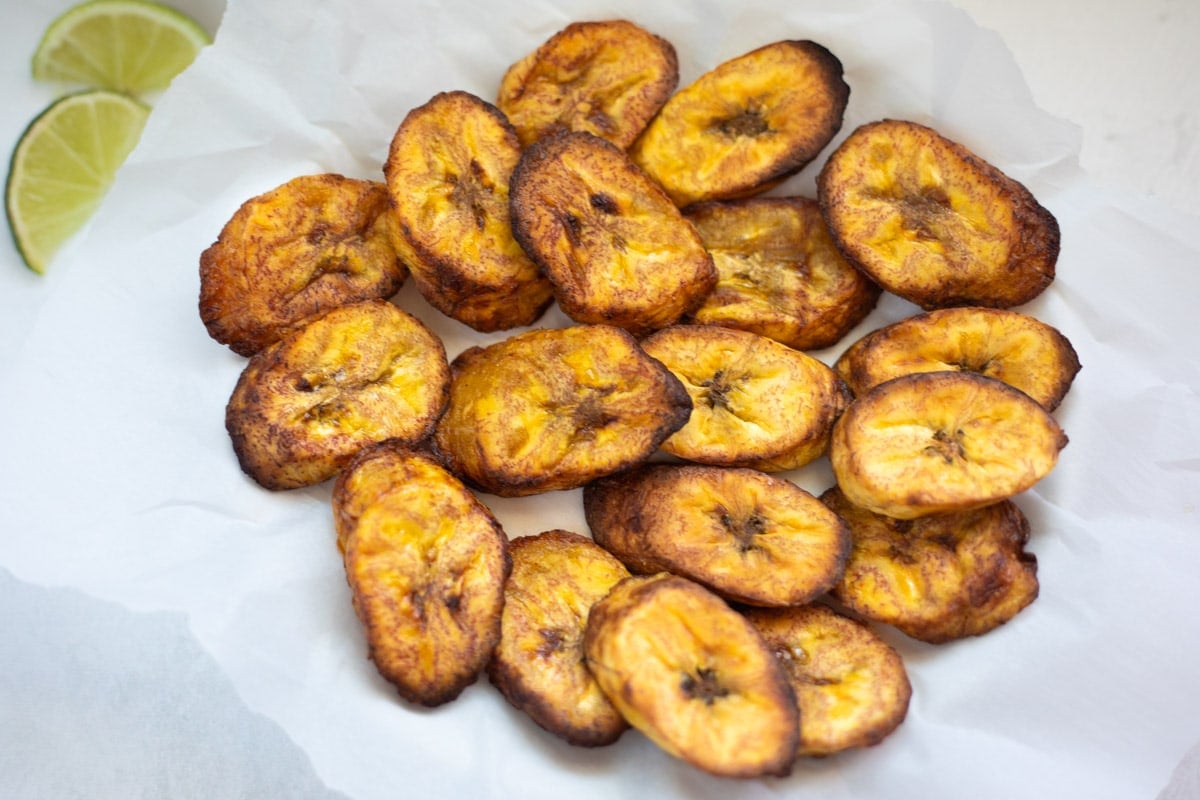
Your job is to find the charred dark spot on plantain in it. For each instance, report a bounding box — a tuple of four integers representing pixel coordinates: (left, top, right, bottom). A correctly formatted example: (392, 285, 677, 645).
(955, 358, 994, 376)
(718, 507, 768, 553)
(589, 192, 618, 214)
(682, 666, 728, 705)
(559, 210, 584, 246)
(536, 628, 566, 658)
(302, 400, 344, 426)
(924, 428, 966, 464)
(714, 108, 769, 139)
(449, 158, 493, 231)
(586, 108, 615, 135)
(966, 568, 1009, 608)
(409, 583, 461, 624)
(306, 222, 331, 244)
(570, 387, 619, 434)
(886, 542, 919, 565)
(574, 398, 618, 437)
(895, 186, 954, 242)
(701, 370, 733, 410)
(928, 531, 960, 552)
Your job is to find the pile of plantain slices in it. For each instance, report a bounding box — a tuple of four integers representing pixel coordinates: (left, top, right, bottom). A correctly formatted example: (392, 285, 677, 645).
(197, 18, 1079, 780)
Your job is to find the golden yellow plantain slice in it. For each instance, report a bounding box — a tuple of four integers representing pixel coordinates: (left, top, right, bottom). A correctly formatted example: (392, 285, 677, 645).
(834, 306, 1081, 410)
(829, 372, 1068, 519)
(496, 19, 678, 149)
(384, 90, 553, 332)
(685, 197, 881, 351)
(630, 40, 849, 207)
(488, 530, 631, 746)
(199, 173, 408, 356)
(744, 604, 911, 756)
(332, 443, 510, 706)
(584, 573, 799, 778)
(225, 300, 450, 490)
(821, 486, 1039, 643)
(817, 119, 1060, 309)
(584, 464, 850, 607)
(433, 324, 691, 497)
(641, 324, 850, 471)
(509, 130, 717, 337)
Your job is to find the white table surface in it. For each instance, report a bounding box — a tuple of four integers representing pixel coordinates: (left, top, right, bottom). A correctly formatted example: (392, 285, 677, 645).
(2, 1, 1197, 798)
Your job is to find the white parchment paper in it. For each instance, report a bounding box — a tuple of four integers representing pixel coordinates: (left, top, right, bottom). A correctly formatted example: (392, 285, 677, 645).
(2, 0, 1198, 797)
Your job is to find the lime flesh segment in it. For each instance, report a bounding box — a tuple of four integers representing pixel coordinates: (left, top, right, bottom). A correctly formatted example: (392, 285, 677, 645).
(5, 90, 150, 274)
(32, 0, 211, 95)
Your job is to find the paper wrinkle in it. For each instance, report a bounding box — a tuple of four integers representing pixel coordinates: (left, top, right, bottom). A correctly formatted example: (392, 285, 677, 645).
(1159, 738, 1200, 800)
(129, 496, 284, 525)
(2, 0, 1199, 798)
(1156, 457, 1200, 473)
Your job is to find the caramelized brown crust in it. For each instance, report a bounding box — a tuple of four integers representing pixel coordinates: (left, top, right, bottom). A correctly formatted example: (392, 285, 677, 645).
(584, 573, 799, 777)
(432, 324, 692, 497)
(510, 131, 716, 337)
(497, 20, 679, 149)
(817, 119, 1060, 309)
(199, 174, 407, 356)
(744, 604, 911, 756)
(385, 91, 553, 332)
(225, 300, 450, 490)
(584, 464, 850, 607)
(834, 306, 1081, 410)
(822, 487, 1039, 643)
(685, 196, 881, 351)
(641, 324, 850, 471)
(333, 444, 510, 706)
(829, 371, 1068, 519)
(630, 40, 849, 207)
(488, 530, 631, 746)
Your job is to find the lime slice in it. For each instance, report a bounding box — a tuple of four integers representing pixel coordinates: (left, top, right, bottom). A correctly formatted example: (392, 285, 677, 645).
(5, 89, 150, 274)
(32, 0, 211, 95)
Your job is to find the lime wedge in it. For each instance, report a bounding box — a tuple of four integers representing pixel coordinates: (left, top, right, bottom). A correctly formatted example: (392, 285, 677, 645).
(32, 0, 211, 95)
(5, 90, 150, 274)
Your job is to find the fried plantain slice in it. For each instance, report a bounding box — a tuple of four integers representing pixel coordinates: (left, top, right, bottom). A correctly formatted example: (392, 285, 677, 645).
(584, 464, 850, 607)
(384, 90, 553, 332)
(641, 324, 849, 471)
(225, 300, 450, 490)
(488, 530, 631, 746)
(821, 486, 1039, 643)
(744, 604, 911, 756)
(333, 443, 510, 706)
(433, 324, 691, 497)
(817, 119, 1060, 309)
(829, 372, 1068, 519)
(509, 130, 717, 337)
(685, 197, 881, 351)
(629, 40, 849, 207)
(834, 306, 1081, 410)
(200, 173, 408, 356)
(497, 20, 679, 149)
(584, 573, 799, 778)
